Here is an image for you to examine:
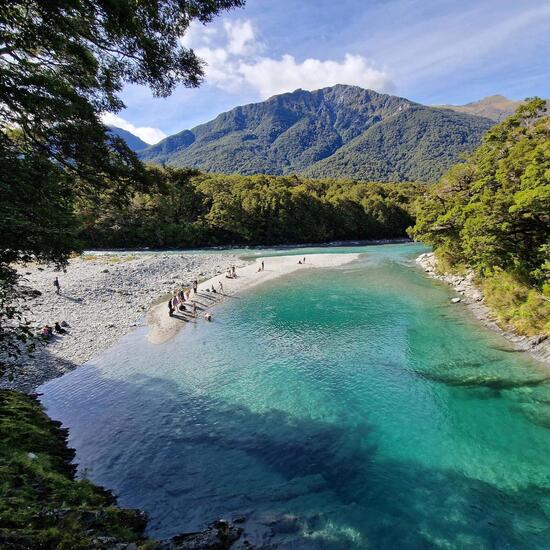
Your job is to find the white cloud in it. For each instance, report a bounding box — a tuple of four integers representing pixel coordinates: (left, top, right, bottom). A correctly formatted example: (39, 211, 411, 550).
(224, 20, 258, 56)
(182, 18, 393, 98)
(101, 113, 166, 144)
(238, 54, 393, 98)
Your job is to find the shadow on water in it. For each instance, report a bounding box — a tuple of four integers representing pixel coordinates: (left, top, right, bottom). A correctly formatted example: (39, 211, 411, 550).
(41, 363, 550, 549)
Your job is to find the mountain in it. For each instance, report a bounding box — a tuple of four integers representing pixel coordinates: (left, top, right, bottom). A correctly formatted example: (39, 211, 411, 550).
(108, 126, 148, 152)
(302, 105, 489, 182)
(138, 85, 493, 182)
(437, 95, 523, 122)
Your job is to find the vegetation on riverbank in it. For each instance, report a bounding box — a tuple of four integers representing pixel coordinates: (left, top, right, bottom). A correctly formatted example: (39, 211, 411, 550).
(0, 390, 149, 548)
(411, 99, 549, 336)
(77, 171, 423, 248)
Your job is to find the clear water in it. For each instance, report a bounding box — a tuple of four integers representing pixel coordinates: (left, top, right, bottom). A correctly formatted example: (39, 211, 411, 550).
(39, 243, 550, 548)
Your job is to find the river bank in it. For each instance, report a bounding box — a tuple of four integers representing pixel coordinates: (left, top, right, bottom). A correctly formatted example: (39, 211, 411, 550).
(1, 252, 242, 393)
(416, 252, 550, 365)
(147, 253, 360, 344)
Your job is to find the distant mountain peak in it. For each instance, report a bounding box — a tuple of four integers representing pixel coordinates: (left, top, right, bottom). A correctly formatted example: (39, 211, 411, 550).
(108, 126, 149, 152)
(437, 95, 523, 122)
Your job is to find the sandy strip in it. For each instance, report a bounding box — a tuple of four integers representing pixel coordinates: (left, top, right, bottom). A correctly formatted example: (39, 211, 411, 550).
(147, 253, 360, 344)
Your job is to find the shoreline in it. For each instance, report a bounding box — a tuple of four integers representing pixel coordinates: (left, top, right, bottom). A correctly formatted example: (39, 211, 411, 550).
(83, 237, 411, 254)
(416, 252, 550, 365)
(1, 251, 360, 393)
(146, 253, 361, 344)
(1, 251, 243, 393)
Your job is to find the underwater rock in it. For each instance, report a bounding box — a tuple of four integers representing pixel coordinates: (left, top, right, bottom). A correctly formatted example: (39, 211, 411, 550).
(158, 519, 243, 549)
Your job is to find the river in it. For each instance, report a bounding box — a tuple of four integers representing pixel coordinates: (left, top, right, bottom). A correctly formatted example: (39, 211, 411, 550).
(39, 243, 550, 548)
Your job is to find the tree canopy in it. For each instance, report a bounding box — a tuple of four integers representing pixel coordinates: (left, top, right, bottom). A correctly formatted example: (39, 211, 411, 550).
(0, 0, 244, 374)
(77, 169, 423, 248)
(411, 98, 549, 335)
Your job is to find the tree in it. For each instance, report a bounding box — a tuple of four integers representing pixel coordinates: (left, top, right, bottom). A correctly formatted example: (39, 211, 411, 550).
(0, 0, 244, 376)
(411, 99, 549, 335)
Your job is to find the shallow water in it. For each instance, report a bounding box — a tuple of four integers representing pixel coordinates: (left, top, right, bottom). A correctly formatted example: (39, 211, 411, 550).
(40, 243, 550, 548)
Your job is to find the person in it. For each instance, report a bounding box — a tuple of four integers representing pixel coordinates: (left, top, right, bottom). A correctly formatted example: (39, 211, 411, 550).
(211, 284, 217, 293)
(192, 301, 197, 317)
(54, 322, 67, 334)
(226, 268, 233, 279)
(41, 325, 53, 338)
(53, 276, 60, 294)
(232, 266, 237, 278)
(303, 257, 306, 263)
(204, 312, 212, 322)
(218, 281, 224, 294)
(168, 299, 174, 317)
(298, 260, 302, 264)
(257, 266, 262, 272)
(192, 280, 198, 294)
(261, 260, 264, 271)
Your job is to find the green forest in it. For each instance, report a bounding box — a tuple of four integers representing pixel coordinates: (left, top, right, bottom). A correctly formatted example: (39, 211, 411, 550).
(411, 99, 549, 336)
(77, 172, 422, 248)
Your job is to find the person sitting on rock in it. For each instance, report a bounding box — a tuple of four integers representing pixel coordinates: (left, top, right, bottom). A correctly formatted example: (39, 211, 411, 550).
(41, 325, 53, 338)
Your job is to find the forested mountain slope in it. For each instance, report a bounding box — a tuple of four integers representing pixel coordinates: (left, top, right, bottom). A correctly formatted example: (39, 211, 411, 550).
(139, 85, 493, 182)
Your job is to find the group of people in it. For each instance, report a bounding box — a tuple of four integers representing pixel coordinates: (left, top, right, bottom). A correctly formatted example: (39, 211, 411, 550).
(168, 278, 217, 322)
(41, 321, 68, 339)
(226, 266, 238, 279)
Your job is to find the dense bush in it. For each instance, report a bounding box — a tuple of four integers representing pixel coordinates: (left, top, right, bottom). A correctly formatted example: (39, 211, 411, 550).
(77, 170, 423, 248)
(411, 99, 549, 335)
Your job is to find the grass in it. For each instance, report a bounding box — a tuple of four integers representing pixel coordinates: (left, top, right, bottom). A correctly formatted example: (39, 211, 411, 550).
(0, 390, 151, 549)
(481, 270, 550, 337)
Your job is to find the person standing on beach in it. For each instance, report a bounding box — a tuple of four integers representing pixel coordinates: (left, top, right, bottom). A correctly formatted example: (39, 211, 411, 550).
(261, 260, 264, 271)
(168, 299, 174, 317)
(219, 281, 224, 294)
(192, 280, 198, 294)
(53, 276, 60, 294)
(303, 257, 306, 264)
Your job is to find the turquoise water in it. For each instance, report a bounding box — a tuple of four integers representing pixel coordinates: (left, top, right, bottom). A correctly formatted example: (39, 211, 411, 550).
(39, 244, 550, 548)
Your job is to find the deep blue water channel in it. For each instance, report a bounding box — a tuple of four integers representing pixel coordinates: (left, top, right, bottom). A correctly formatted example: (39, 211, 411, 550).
(40, 243, 550, 548)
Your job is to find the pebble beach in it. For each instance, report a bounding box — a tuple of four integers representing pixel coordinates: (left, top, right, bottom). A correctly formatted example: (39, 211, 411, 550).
(1, 252, 243, 393)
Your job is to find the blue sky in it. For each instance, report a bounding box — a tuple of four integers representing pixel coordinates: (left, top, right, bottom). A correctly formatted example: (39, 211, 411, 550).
(102, 0, 550, 143)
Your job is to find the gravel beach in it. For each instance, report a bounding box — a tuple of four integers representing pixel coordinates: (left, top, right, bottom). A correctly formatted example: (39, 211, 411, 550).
(1, 252, 243, 393)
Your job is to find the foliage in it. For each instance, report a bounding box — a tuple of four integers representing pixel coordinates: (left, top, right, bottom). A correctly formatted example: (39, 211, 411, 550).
(0, 390, 150, 548)
(0, 0, 243, 374)
(411, 99, 550, 335)
(77, 169, 424, 248)
(481, 270, 550, 337)
(138, 85, 492, 182)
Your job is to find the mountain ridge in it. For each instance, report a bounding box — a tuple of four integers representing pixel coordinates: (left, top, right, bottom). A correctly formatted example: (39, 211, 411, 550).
(108, 125, 149, 152)
(135, 85, 496, 181)
(436, 95, 523, 122)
